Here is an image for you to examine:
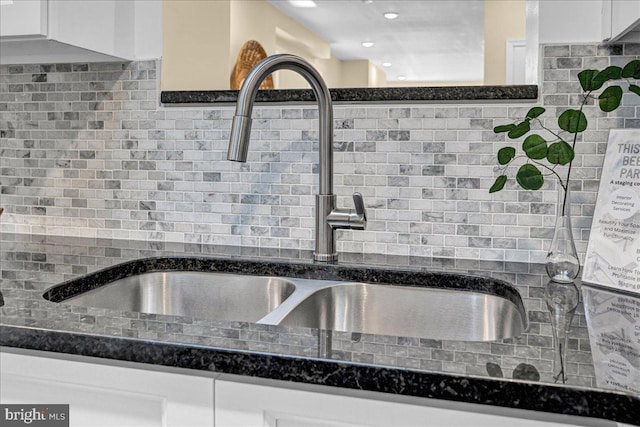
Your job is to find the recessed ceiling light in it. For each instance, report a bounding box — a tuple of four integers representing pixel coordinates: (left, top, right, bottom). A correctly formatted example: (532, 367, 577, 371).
(361, 41, 375, 48)
(383, 12, 399, 20)
(289, 0, 317, 7)
(362, 0, 373, 4)
(397, 75, 406, 81)
(382, 62, 392, 67)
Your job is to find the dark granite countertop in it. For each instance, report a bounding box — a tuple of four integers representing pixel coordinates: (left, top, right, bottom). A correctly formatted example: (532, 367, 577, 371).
(160, 85, 538, 105)
(1, 233, 638, 425)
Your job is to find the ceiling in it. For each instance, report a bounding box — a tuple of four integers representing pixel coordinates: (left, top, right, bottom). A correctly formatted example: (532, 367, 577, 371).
(267, 0, 485, 83)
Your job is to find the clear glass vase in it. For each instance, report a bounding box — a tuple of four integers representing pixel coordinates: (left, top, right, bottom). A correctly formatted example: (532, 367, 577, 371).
(545, 185, 580, 283)
(544, 281, 579, 384)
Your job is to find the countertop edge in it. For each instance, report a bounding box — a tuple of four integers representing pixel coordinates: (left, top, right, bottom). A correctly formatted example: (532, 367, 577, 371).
(1, 325, 637, 426)
(160, 85, 539, 105)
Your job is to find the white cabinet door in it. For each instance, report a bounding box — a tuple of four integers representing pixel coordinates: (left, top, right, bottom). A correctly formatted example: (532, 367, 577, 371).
(0, 0, 47, 37)
(0, 352, 214, 427)
(215, 379, 588, 427)
(0, 0, 159, 63)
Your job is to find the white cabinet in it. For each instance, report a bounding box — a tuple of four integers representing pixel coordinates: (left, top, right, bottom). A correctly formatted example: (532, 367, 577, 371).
(0, 0, 48, 38)
(602, 0, 640, 42)
(0, 0, 162, 64)
(0, 351, 214, 427)
(539, 1, 605, 44)
(0, 351, 621, 427)
(214, 379, 592, 427)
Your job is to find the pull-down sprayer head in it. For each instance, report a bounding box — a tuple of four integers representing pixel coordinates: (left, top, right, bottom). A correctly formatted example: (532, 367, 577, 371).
(228, 115, 252, 162)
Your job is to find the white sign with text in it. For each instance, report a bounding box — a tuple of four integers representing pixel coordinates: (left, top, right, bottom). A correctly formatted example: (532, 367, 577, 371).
(583, 129, 640, 295)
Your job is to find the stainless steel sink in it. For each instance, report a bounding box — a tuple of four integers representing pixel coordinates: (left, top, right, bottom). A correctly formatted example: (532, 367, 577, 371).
(62, 271, 296, 323)
(272, 283, 526, 341)
(45, 260, 527, 342)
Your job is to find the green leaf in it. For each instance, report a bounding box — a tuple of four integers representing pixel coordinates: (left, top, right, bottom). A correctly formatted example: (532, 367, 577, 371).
(592, 66, 623, 90)
(558, 109, 588, 133)
(494, 123, 516, 134)
(622, 60, 640, 79)
(577, 69, 598, 91)
(507, 120, 530, 139)
(547, 141, 575, 165)
(497, 147, 516, 165)
(630, 84, 640, 97)
(602, 65, 623, 78)
(522, 134, 547, 160)
(525, 107, 545, 120)
(489, 175, 508, 193)
(599, 85, 623, 112)
(516, 164, 544, 190)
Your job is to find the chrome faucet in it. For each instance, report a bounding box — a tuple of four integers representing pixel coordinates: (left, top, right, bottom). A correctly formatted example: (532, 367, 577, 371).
(228, 54, 366, 262)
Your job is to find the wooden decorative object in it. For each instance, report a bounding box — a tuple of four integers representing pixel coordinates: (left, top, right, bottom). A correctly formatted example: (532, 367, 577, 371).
(230, 40, 274, 90)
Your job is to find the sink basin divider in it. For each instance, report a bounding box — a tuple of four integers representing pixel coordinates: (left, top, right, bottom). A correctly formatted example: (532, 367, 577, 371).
(255, 279, 340, 326)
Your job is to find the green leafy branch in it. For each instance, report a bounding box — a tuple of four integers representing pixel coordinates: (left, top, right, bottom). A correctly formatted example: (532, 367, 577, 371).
(490, 59, 640, 211)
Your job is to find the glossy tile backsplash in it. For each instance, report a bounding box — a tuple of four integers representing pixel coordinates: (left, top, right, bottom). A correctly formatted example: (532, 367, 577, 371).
(1, 44, 639, 263)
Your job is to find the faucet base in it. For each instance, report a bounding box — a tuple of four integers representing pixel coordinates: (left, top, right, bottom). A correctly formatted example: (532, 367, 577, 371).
(313, 252, 339, 263)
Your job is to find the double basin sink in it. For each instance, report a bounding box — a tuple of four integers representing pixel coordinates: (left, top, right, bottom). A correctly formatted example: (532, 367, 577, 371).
(44, 257, 527, 342)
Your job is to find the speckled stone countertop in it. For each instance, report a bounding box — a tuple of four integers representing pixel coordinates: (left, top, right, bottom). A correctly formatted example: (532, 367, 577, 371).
(160, 85, 538, 105)
(1, 233, 638, 425)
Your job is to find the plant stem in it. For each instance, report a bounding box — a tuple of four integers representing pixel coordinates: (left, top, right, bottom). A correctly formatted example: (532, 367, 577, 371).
(531, 159, 565, 185)
(536, 119, 564, 142)
(561, 90, 592, 216)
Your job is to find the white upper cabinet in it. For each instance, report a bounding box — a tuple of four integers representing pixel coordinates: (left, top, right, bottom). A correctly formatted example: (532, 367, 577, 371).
(0, 0, 161, 64)
(0, 0, 48, 37)
(602, 0, 640, 42)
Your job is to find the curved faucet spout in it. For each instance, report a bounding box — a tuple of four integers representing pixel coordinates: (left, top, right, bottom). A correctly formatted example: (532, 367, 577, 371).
(228, 54, 366, 263)
(228, 54, 333, 196)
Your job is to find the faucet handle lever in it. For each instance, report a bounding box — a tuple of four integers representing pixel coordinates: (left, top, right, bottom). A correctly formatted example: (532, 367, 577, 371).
(326, 193, 367, 231)
(353, 192, 366, 222)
